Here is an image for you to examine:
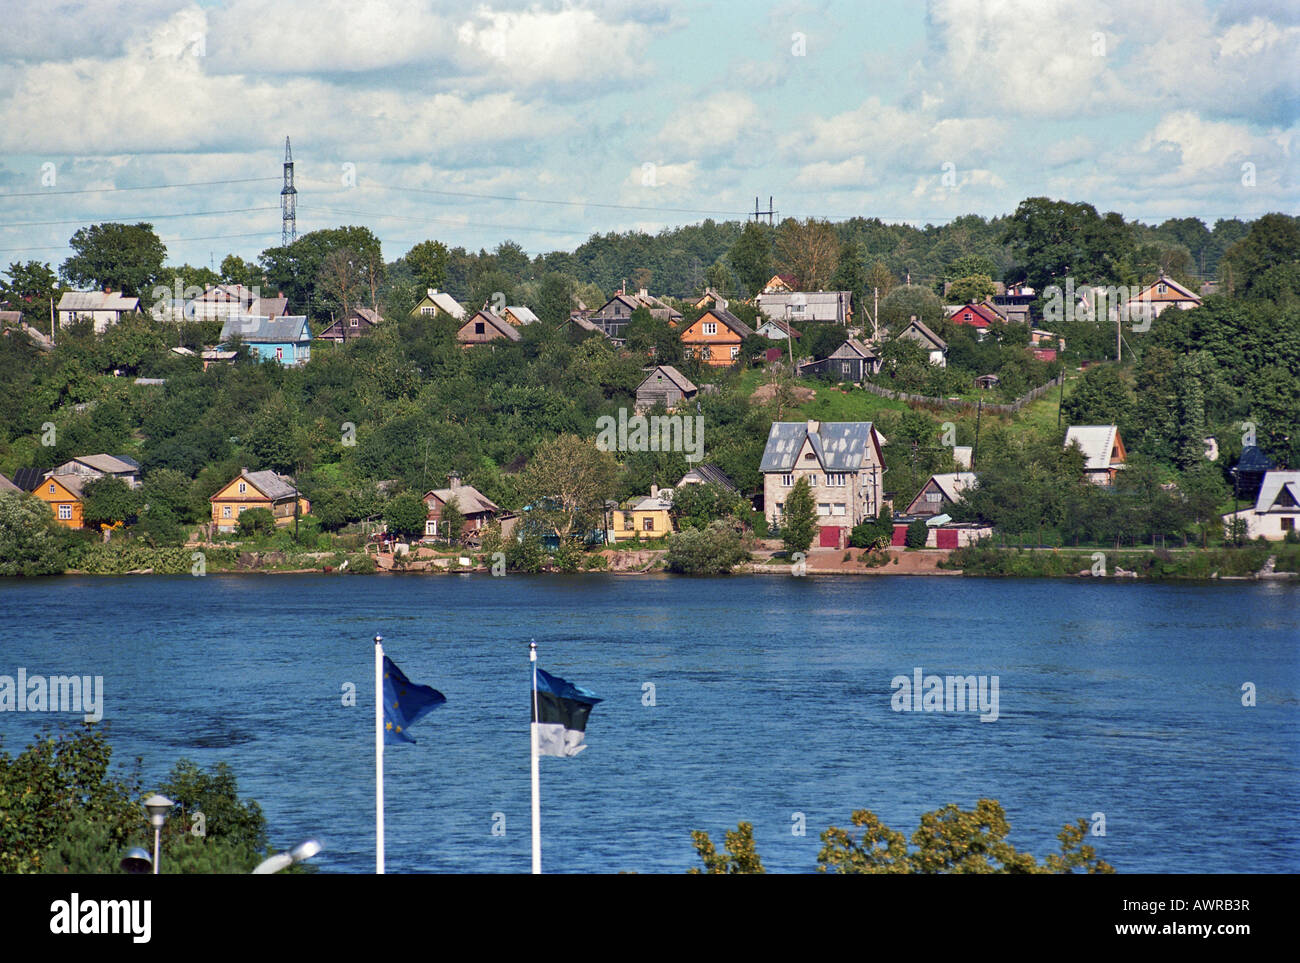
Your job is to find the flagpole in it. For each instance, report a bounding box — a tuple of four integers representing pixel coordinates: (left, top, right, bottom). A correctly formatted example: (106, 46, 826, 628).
(375, 634, 385, 875)
(530, 640, 541, 875)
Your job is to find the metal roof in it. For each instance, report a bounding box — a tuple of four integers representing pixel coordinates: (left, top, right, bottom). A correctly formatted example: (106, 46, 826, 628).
(1254, 471, 1300, 513)
(220, 315, 311, 344)
(760, 421, 878, 473)
(1064, 425, 1119, 471)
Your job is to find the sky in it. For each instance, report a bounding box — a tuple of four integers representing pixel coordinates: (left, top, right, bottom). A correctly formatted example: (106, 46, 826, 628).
(0, 0, 1295, 272)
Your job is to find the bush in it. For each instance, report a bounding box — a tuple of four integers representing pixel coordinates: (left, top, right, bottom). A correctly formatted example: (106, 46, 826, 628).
(342, 552, 376, 574)
(507, 531, 544, 573)
(665, 522, 750, 574)
(905, 519, 929, 548)
(237, 507, 276, 537)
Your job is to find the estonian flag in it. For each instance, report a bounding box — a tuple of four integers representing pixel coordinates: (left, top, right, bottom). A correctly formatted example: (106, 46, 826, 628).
(532, 668, 601, 757)
(383, 655, 446, 744)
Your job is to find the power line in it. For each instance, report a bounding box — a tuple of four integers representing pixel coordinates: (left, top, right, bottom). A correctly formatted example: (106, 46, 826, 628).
(0, 207, 280, 229)
(0, 230, 278, 255)
(312, 206, 593, 237)
(0, 177, 280, 200)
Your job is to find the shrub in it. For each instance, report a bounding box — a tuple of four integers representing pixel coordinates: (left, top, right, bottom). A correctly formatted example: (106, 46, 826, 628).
(905, 519, 929, 548)
(237, 507, 276, 537)
(665, 522, 750, 574)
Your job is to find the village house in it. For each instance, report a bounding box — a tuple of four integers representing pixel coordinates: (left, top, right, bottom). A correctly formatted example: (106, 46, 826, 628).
(1223, 470, 1300, 541)
(46, 454, 141, 489)
(457, 309, 521, 346)
(316, 306, 382, 343)
(590, 289, 683, 343)
(948, 302, 1004, 330)
(423, 473, 500, 540)
(412, 289, 467, 321)
(209, 469, 309, 534)
(1124, 273, 1202, 319)
(501, 305, 540, 327)
(0, 472, 21, 494)
(754, 317, 802, 342)
(755, 290, 853, 325)
(611, 487, 674, 542)
(33, 474, 87, 528)
(635, 365, 697, 410)
(798, 338, 880, 383)
(1064, 425, 1126, 486)
(679, 306, 753, 366)
(219, 314, 312, 365)
(691, 288, 727, 311)
(57, 290, 141, 334)
(761, 274, 799, 294)
(895, 319, 948, 367)
(904, 472, 977, 518)
(676, 463, 738, 494)
(760, 420, 886, 549)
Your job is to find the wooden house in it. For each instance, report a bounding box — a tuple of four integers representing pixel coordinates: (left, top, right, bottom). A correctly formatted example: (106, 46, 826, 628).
(754, 317, 802, 342)
(501, 306, 540, 327)
(457, 310, 521, 346)
(948, 302, 1003, 329)
(209, 469, 309, 533)
(904, 472, 977, 517)
(761, 274, 799, 294)
(57, 290, 141, 334)
(33, 474, 86, 528)
(411, 289, 466, 321)
(423, 473, 500, 540)
(1124, 273, 1202, 319)
(679, 307, 753, 367)
(676, 464, 738, 494)
(317, 307, 381, 343)
(1223, 471, 1300, 541)
(798, 339, 879, 382)
(611, 489, 674, 542)
(895, 319, 948, 367)
(756, 290, 852, 325)
(47, 454, 141, 489)
(635, 366, 697, 410)
(219, 314, 312, 365)
(1064, 425, 1126, 486)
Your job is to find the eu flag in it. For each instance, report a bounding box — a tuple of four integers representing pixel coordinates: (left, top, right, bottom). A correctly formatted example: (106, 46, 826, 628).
(383, 655, 446, 744)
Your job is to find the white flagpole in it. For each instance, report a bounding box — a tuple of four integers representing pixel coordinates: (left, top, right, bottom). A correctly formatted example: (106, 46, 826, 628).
(375, 634, 385, 875)
(530, 641, 541, 875)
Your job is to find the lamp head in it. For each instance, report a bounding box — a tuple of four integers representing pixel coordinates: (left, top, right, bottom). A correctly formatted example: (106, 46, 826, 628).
(143, 793, 174, 828)
(120, 847, 153, 874)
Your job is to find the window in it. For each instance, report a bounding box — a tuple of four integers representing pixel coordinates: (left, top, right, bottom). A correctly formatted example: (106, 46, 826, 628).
(421, 306, 434, 315)
(730, 346, 739, 359)
(238, 505, 246, 514)
(426, 521, 437, 536)
(623, 512, 634, 530)
(1283, 518, 1296, 532)
(222, 506, 231, 518)
(775, 502, 784, 516)
(808, 475, 819, 487)
(781, 474, 793, 487)
(827, 473, 846, 487)
(474, 322, 485, 335)
(48, 483, 56, 494)
(275, 346, 284, 360)
(238, 482, 246, 493)
(58, 505, 72, 520)
(350, 318, 359, 327)
(643, 516, 655, 531)
(842, 362, 852, 376)
(926, 492, 943, 503)
(817, 503, 831, 516)
(703, 322, 717, 335)
(832, 503, 846, 516)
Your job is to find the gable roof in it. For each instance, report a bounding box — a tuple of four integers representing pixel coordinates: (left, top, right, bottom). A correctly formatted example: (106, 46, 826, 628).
(220, 314, 310, 343)
(249, 295, 288, 318)
(757, 317, 802, 338)
(897, 318, 947, 350)
(57, 291, 140, 313)
(68, 453, 137, 475)
(677, 463, 738, 493)
(425, 484, 500, 516)
(353, 307, 382, 325)
(755, 291, 852, 323)
(504, 306, 540, 325)
(215, 469, 298, 502)
(828, 338, 877, 360)
(195, 283, 257, 304)
(929, 472, 977, 503)
(695, 307, 754, 338)
(1130, 274, 1201, 303)
(1254, 471, 1300, 513)
(462, 310, 522, 341)
(43, 473, 87, 498)
(1236, 445, 1275, 474)
(416, 290, 467, 320)
(1064, 425, 1121, 471)
(11, 467, 45, 492)
(0, 473, 21, 494)
(760, 421, 881, 473)
(637, 365, 697, 395)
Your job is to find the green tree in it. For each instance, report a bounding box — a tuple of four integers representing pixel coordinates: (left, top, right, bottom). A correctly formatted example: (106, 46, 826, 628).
(727, 221, 772, 297)
(689, 821, 765, 874)
(1218, 213, 1300, 299)
(384, 492, 427, 539)
(0, 492, 68, 576)
(905, 518, 929, 548)
(520, 434, 619, 541)
(1, 260, 59, 326)
(439, 496, 465, 544)
(536, 272, 576, 325)
(781, 476, 815, 554)
(81, 476, 140, 529)
(664, 522, 749, 574)
(947, 274, 997, 305)
(60, 222, 167, 297)
(879, 284, 944, 331)
(404, 239, 450, 293)
(237, 506, 275, 537)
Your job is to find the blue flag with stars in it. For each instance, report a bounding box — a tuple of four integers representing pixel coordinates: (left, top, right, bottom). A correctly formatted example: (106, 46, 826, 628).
(383, 655, 446, 744)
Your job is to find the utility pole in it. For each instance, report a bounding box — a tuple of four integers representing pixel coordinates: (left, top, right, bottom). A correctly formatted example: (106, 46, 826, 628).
(281, 136, 297, 248)
(873, 287, 879, 341)
(751, 196, 776, 225)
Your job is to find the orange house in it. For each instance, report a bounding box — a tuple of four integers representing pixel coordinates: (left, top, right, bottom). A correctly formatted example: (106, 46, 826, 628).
(679, 308, 754, 367)
(210, 468, 310, 533)
(34, 474, 86, 528)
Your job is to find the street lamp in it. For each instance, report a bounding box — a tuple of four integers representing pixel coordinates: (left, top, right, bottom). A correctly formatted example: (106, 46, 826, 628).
(119, 847, 153, 874)
(251, 839, 323, 875)
(143, 794, 174, 876)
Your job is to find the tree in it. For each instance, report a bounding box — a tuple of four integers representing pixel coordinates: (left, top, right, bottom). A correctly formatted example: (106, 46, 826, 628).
(781, 476, 815, 554)
(0, 493, 68, 576)
(60, 222, 167, 297)
(704, 260, 731, 294)
(81, 476, 140, 529)
(142, 468, 202, 524)
(689, 821, 765, 874)
(1218, 213, 1300, 299)
(905, 518, 928, 548)
(318, 249, 364, 325)
(536, 272, 576, 325)
(878, 284, 944, 331)
(439, 496, 465, 544)
(258, 226, 382, 319)
(1, 260, 58, 326)
(774, 218, 839, 291)
(384, 492, 428, 539)
(520, 434, 619, 541)
(237, 506, 275, 537)
(1003, 197, 1131, 291)
(944, 254, 998, 282)
(664, 522, 749, 574)
(669, 482, 732, 531)
(947, 274, 997, 305)
(727, 221, 772, 297)
(404, 239, 450, 293)
(219, 254, 263, 288)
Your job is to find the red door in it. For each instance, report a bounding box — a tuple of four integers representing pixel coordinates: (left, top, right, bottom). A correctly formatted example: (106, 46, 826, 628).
(892, 524, 908, 547)
(818, 526, 841, 548)
(936, 528, 958, 549)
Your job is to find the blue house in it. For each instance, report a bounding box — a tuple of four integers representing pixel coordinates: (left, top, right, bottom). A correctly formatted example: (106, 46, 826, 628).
(219, 314, 312, 365)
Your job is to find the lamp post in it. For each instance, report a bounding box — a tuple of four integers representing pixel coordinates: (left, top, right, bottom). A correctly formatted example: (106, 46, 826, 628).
(251, 839, 323, 875)
(119, 847, 153, 874)
(143, 794, 174, 876)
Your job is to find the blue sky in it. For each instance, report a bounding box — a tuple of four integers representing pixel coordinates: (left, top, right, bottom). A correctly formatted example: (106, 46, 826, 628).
(0, 0, 1295, 272)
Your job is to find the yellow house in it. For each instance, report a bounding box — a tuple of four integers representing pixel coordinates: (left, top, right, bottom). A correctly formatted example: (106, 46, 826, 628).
(210, 468, 309, 534)
(611, 490, 675, 542)
(34, 474, 86, 528)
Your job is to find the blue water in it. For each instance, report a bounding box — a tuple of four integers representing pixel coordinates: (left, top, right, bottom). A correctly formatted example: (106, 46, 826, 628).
(1, 574, 1297, 873)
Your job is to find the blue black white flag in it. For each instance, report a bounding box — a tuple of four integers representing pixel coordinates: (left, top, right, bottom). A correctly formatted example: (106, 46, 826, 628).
(383, 655, 446, 744)
(532, 668, 601, 757)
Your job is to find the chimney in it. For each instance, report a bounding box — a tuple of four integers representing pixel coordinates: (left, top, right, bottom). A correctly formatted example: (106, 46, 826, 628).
(650, 484, 659, 498)
(806, 419, 819, 435)
(428, 288, 437, 299)
(448, 471, 461, 491)
(104, 286, 112, 294)
(639, 288, 649, 298)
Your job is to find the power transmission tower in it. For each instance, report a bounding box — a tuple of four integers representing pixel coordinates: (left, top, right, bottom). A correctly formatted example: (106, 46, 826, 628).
(751, 196, 776, 226)
(281, 136, 297, 247)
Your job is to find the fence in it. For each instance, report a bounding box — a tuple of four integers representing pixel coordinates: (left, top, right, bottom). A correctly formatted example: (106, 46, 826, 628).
(857, 372, 1064, 414)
